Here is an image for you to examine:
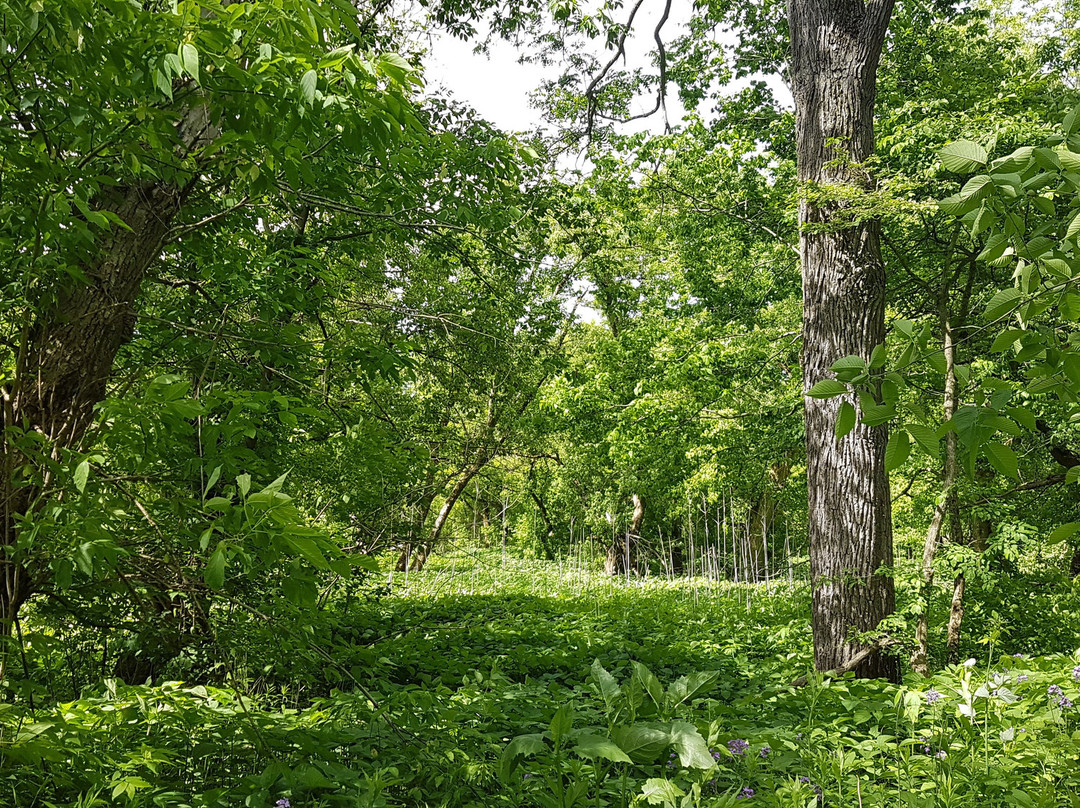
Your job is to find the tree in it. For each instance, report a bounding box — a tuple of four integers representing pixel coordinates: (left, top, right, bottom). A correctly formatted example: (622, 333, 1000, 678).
(789, 0, 898, 678)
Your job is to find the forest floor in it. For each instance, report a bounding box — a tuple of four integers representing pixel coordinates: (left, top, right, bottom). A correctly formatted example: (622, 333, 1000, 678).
(4, 549, 1080, 807)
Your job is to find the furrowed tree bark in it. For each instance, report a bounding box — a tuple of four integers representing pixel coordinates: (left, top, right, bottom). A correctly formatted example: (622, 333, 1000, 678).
(789, 0, 898, 680)
(0, 102, 215, 645)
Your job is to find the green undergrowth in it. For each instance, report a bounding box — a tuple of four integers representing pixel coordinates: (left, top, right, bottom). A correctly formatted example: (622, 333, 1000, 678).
(2, 551, 1080, 807)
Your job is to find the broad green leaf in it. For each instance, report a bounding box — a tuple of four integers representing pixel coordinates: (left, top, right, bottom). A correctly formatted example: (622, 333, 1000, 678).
(591, 659, 621, 709)
(1056, 148, 1080, 173)
(807, 379, 848, 398)
(885, 430, 910, 473)
(574, 734, 632, 763)
(205, 543, 226, 590)
(907, 423, 939, 456)
(74, 460, 89, 493)
(977, 234, 1010, 263)
(1067, 465, 1080, 485)
(940, 140, 988, 173)
(959, 175, 993, 201)
(549, 703, 573, 743)
(641, 778, 685, 807)
(500, 734, 546, 781)
(1005, 406, 1036, 432)
(990, 329, 1026, 353)
(1067, 211, 1080, 241)
(667, 721, 715, 769)
(284, 534, 330, 570)
(835, 401, 857, 440)
(300, 69, 318, 106)
(984, 287, 1020, 321)
(178, 42, 199, 80)
(984, 441, 1018, 479)
(632, 662, 664, 710)
(1047, 522, 1080, 545)
(612, 724, 670, 763)
(665, 670, 718, 709)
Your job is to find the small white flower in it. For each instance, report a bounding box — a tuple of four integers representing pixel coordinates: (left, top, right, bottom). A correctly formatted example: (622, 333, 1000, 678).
(964, 658, 977, 668)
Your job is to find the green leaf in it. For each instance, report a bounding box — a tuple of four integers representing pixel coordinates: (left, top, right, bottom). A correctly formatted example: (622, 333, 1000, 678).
(591, 659, 621, 709)
(1067, 211, 1080, 241)
(885, 430, 910, 473)
(1067, 466, 1080, 485)
(1047, 522, 1080, 545)
(1056, 148, 1080, 173)
(959, 175, 993, 201)
(907, 423, 939, 456)
(284, 534, 330, 570)
(667, 721, 715, 769)
(205, 543, 226, 590)
(984, 288, 1021, 321)
(977, 233, 1010, 263)
(984, 441, 1018, 478)
(203, 465, 222, 499)
(300, 69, 318, 106)
(500, 734, 546, 781)
(612, 724, 670, 763)
(549, 703, 573, 743)
(632, 662, 664, 710)
(807, 379, 848, 398)
(990, 329, 1026, 353)
(665, 670, 718, 709)
(835, 401, 857, 440)
(178, 42, 199, 81)
(574, 734, 632, 763)
(940, 140, 988, 173)
(74, 460, 89, 493)
(641, 778, 685, 807)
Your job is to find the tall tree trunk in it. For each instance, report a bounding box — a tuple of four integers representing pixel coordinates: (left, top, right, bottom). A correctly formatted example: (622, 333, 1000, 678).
(946, 516, 988, 661)
(606, 493, 645, 576)
(1, 97, 215, 643)
(789, 0, 897, 680)
(912, 301, 959, 676)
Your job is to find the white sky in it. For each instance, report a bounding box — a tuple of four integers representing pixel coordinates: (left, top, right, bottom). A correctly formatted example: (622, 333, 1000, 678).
(421, 1, 696, 135)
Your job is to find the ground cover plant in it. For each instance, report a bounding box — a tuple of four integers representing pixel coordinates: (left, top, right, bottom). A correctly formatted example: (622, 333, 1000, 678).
(3, 551, 1079, 807)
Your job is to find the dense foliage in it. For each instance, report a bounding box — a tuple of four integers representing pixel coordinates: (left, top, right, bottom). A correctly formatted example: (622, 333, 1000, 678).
(3, 0, 1080, 805)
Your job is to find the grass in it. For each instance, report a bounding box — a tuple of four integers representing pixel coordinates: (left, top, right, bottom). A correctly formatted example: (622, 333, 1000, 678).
(2, 548, 1080, 807)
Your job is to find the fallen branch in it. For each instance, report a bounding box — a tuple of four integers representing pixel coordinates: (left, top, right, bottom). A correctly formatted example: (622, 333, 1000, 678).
(790, 636, 900, 687)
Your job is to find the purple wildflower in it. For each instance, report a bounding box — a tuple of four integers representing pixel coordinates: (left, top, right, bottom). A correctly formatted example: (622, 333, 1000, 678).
(1017, 674, 1029, 683)
(1013, 653, 1025, 659)
(275, 801, 291, 808)
(1072, 665, 1080, 682)
(666, 752, 678, 769)
(759, 744, 771, 758)
(1049, 684, 1064, 698)
(711, 748, 722, 761)
(736, 787, 755, 800)
(925, 688, 942, 705)
(935, 750, 947, 760)
(1059, 696, 1074, 709)
(728, 739, 749, 756)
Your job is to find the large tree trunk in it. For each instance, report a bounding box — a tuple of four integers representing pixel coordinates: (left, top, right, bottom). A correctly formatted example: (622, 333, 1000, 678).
(789, 0, 898, 680)
(1, 179, 196, 649)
